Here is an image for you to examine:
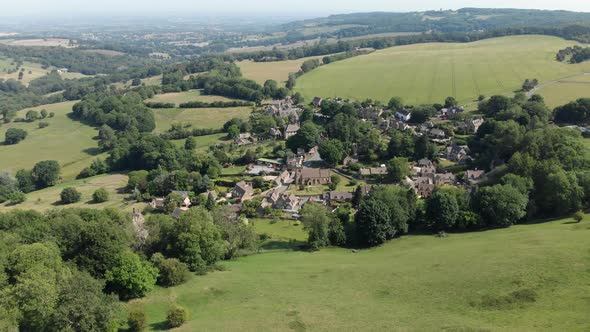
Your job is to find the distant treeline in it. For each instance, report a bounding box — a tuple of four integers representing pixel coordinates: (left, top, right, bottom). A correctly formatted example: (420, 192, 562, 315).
(0, 45, 158, 75)
(556, 46, 590, 63)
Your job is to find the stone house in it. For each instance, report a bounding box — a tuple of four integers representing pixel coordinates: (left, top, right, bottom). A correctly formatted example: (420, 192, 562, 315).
(465, 169, 486, 185)
(293, 168, 332, 185)
(232, 181, 254, 202)
(284, 123, 300, 139)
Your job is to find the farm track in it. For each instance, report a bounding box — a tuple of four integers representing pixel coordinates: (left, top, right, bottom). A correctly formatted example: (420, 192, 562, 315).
(526, 73, 590, 97)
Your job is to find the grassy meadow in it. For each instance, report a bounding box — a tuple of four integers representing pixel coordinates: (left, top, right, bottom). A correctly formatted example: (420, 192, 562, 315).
(0, 58, 53, 85)
(0, 57, 91, 84)
(147, 90, 238, 105)
(238, 56, 325, 85)
(138, 216, 590, 331)
(538, 74, 590, 108)
(0, 174, 145, 212)
(295, 35, 590, 105)
(0, 101, 104, 181)
(152, 107, 252, 133)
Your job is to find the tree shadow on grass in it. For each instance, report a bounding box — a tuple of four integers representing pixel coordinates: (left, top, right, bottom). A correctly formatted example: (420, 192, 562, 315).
(259, 240, 306, 251)
(150, 321, 169, 331)
(82, 147, 102, 156)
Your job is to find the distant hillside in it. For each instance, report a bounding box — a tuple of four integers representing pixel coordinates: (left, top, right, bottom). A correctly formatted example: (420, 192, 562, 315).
(280, 8, 590, 38)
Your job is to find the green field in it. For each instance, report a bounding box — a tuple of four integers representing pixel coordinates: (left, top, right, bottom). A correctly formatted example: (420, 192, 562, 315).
(139, 216, 590, 331)
(0, 174, 145, 212)
(0, 101, 104, 181)
(295, 35, 590, 105)
(238, 56, 325, 85)
(539, 74, 590, 108)
(0, 57, 91, 84)
(147, 90, 238, 105)
(152, 106, 253, 133)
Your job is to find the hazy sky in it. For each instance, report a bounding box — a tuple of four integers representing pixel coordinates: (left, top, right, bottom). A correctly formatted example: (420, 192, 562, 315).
(4, 0, 590, 16)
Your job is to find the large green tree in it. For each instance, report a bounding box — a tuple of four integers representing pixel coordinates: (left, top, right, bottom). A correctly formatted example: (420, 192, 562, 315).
(355, 198, 394, 246)
(319, 139, 345, 166)
(426, 189, 459, 231)
(105, 250, 158, 300)
(32, 160, 60, 188)
(474, 184, 528, 228)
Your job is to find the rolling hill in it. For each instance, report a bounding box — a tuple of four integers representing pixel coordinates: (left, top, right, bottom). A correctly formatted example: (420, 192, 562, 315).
(139, 216, 590, 331)
(294, 35, 590, 105)
(0, 101, 104, 181)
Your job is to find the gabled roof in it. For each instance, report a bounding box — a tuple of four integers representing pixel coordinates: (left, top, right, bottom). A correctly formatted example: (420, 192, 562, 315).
(285, 123, 300, 133)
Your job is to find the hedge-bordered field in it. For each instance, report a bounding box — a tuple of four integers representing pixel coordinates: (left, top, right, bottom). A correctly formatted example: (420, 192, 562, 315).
(295, 35, 590, 105)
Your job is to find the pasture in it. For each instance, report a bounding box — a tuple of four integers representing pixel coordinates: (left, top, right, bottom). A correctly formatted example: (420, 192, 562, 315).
(0, 174, 144, 212)
(152, 106, 252, 133)
(238, 56, 324, 85)
(295, 35, 590, 105)
(148, 90, 252, 132)
(138, 215, 590, 331)
(0, 58, 52, 85)
(0, 38, 72, 47)
(146, 90, 238, 105)
(0, 101, 103, 181)
(0, 57, 92, 84)
(538, 74, 590, 108)
(169, 133, 229, 151)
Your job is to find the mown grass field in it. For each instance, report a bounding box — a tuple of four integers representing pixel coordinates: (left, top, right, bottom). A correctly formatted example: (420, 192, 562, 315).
(295, 35, 590, 105)
(0, 174, 145, 212)
(0, 101, 104, 181)
(238, 56, 325, 85)
(138, 215, 590, 331)
(146, 90, 238, 105)
(148, 91, 253, 133)
(539, 74, 590, 108)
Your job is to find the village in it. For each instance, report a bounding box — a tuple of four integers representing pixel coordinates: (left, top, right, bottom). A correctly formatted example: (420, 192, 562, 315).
(148, 95, 488, 220)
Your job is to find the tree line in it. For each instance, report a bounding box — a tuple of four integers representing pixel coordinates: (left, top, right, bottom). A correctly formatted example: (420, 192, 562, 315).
(0, 205, 257, 330)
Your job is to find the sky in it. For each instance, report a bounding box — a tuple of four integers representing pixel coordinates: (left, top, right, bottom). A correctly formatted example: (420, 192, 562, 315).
(4, 0, 590, 17)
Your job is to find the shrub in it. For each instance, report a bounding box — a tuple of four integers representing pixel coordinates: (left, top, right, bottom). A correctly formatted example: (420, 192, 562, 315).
(573, 211, 584, 223)
(49, 112, 55, 118)
(150, 253, 190, 287)
(127, 305, 147, 332)
(8, 190, 26, 205)
(167, 305, 188, 328)
(92, 188, 109, 203)
(38, 122, 49, 129)
(60, 187, 82, 204)
(4, 128, 27, 145)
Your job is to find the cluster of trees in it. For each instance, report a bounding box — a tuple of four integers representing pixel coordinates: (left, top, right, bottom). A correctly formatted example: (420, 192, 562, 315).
(159, 58, 290, 103)
(554, 98, 590, 125)
(471, 94, 590, 218)
(0, 44, 156, 75)
(144, 101, 175, 109)
(521, 79, 539, 92)
(0, 204, 257, 330)
(73, 91, 156, 133)
(0, 67, 161, 124)
(0, 160, 61, 205)
(4, 128, 27, 145)
(556, 46, 590, 63)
